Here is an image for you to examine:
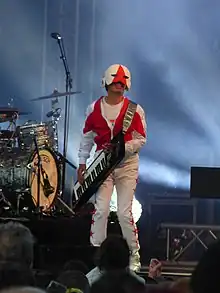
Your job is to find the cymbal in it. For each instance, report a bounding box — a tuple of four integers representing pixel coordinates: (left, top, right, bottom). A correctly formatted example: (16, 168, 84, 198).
(19, 111, 32, 115)
(31, 90, 82, 101)
(0, 108, 31, 123)
(0, 107, 19, 114)
(0, 108, 31, 115)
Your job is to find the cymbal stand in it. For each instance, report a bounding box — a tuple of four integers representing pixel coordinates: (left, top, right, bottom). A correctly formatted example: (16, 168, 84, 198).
(53, 35, 73, 196)
(48, 99, 76, 170)
(46, 99, 76, 215)
(7, 98, 17, 148)
(0, 189, 14, 215)
(47, 100, 76, 171)
(50, 98, 60, 152)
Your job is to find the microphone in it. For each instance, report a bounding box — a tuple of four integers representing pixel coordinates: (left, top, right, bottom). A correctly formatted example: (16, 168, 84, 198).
(43, 177, 55, 197)
(42, 169, 55, 197)
(46, 110, 55, 118)
(51, 32, 62, 40)
(46, 108, 61, 118)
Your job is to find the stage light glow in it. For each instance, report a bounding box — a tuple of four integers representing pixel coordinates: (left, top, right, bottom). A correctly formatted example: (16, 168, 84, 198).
(86, 152, 142, 222)
(139, 159, 190, 190)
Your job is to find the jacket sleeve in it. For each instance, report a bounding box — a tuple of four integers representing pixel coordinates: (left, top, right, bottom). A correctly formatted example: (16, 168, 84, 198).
(78, 103, 95, 164)
(125, 104, 147, 156)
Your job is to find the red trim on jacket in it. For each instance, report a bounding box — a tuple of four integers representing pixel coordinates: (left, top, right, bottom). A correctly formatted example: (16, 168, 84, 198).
(83, 96, 145, 151)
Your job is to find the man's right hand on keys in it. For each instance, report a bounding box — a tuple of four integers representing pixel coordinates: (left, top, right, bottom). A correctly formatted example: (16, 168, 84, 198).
(77, 164, 86, 184)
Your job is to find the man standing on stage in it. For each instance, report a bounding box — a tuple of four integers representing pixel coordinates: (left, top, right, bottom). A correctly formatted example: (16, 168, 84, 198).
(77, 64, 146, 271)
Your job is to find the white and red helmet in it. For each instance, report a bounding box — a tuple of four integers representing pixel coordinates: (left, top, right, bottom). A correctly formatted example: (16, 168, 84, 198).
(101, 64, 131, 90)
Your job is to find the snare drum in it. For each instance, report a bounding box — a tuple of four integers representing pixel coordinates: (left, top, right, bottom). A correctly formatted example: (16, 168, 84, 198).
(18, 122, 55, 149)
(0, 130, 17, 149)
(0, 148, 60, 212)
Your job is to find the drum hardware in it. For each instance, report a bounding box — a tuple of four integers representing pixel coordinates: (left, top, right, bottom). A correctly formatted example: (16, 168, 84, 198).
(14, 189, 36, 217)
(18, 121, 55, 150)
(47, 97, 77, 169)
(30, 86, 81, 208)
(0, 85, 79, 216)
(47, 97, 61, 152)
(28, 148, 60, 213)
(1, 98, 31, 123)
(0, 97, 61, 216)
(56, 194, 75, 216)
(30, 89, 82, 102)
(54, 150, 77, 170)
(16, 193, 24, 215)
(30, 88, 79, 200)
(33, 134, 46, 215)
(0, 103, 18, 149)
(0, 107, 18, 124)
(0, 102, 32, 151)
(0, 189, 15, 215)
(0, 130, 16, 148)
(0, 107, 31, 124)
(43, 97, 76, 215)
(0, 189, 12, 209)
(46, 100, 61, 119)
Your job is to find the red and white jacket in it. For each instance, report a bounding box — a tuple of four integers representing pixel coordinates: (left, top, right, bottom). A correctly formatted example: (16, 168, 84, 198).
(78, 96, 146, 164)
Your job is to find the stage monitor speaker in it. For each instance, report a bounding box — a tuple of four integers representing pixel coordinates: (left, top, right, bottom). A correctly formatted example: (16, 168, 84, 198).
(190, 166, 220, 199)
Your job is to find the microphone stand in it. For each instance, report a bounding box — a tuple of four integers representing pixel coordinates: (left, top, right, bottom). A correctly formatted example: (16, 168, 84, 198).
(33, 135, 42, 216)
(55, 36, 73, 196)
(54, 150, 77, 170)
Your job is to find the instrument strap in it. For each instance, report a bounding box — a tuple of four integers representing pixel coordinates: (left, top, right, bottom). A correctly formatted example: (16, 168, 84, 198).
(122, 101, 137, 134)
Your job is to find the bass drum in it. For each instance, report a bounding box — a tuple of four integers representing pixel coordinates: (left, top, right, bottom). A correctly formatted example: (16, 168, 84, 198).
(29, 148, 60, 212)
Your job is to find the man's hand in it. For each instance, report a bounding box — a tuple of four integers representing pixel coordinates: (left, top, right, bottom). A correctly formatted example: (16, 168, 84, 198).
(77, 164, 86, 184)
(148, 259, 162, 279)
(102, 143, 115, 153)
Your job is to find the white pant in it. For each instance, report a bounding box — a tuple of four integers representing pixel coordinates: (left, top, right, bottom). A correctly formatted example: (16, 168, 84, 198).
(90, 155, 140, 253)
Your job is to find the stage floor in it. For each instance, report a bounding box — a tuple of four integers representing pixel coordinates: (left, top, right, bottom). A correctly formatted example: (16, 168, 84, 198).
(0, 214, 197, 277)
(0, 214, 93, 271)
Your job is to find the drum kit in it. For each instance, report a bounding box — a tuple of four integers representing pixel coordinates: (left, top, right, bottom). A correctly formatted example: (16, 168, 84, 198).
(0, 90, 79, 217)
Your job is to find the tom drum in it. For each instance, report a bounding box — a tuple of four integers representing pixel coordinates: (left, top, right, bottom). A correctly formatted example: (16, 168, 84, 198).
(18, 122, 55, 150)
